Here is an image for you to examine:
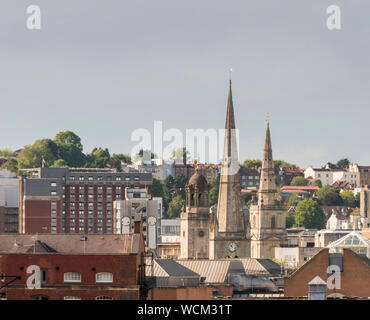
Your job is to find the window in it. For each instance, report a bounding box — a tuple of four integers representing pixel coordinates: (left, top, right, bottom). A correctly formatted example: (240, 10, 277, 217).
(115, 177, 121, 181)
(51, 182, 57, 187)
(64, 296, 81, 300)
(51, 191, 57, 196)
(96, 296, 113, 300)
(271, 216, 276, 229)
(96, 272, 113, 283)
(64, 272, 81, 283)
(79, 176, 84, 181)
(98, 176, 103, 181)
(88, 176, 93, 181)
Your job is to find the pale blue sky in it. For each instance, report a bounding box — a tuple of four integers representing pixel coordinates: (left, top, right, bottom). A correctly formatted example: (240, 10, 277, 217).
(0, 0, 369, 168)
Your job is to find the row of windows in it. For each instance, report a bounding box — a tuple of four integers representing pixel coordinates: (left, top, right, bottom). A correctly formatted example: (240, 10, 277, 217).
(64, 272, 113, 283)
(69, 176, 141, 181)
(64, 296, 113, 300)
(66, 226, 110, 232)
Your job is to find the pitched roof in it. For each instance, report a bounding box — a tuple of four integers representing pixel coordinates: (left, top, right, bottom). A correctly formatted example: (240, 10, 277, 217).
(154, 259, 199, 277)
(309, 276, 326, 285)
(0, 234, 140, 255)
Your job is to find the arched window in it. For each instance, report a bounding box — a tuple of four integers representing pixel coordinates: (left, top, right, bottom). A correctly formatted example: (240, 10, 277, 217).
(96, 296, 113, 300)
(64, 272, 82, 283)
(271, 216, 276, 229)
(96, 272, 113, 283)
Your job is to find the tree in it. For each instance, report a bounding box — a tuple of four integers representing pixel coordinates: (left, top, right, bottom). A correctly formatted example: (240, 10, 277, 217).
(242, 159, 262, 169)
(294, 199, 326, 229)
(340, 190, 356, 207)
(209, 174, 220, 206)
(0, 158, 18, 173)
(174, 174, 187, 200)
(316, 186, 342, 206)
(54, 131, 83, 151)
(167, 194, 185, 218)
(54, 131, 86, 167)
(51, 159, 68, 168)
(355, 192, 360, 208)
(286, 211, 295, 228)
(17, 139, 59, 169)
(0, 149, 17, 157)
(85, 148, 111, 168)
(133, 149, 156, 162)
(171, 147, 189, 164)
(152, 177, 165, 198)
(290, 177, 309, 186)
(287, 193, 300, 206)
(109, 153, 132, 171)
(312, 179, 322, 188)
(273, 160, 297, 168)
(336, 158, 350, 169)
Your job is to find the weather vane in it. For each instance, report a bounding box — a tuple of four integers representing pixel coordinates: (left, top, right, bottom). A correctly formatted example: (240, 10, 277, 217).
(266, 113, 271, 124)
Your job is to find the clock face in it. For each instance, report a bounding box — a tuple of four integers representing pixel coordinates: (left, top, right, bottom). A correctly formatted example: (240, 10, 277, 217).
(122, 217, 130, 226)
(228, 242, 237, 252)
(148, 216, 157, 226)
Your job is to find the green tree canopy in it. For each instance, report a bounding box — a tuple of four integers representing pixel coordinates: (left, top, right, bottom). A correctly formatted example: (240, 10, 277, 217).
(54, 131, 83, 151)
(287, 193, 300, 206)
(51, 159, 69, 168)
(286, 211, 295, 228)
(166, 194, 185, 218)
(17, 139, 59, 169)
(85, 148, 111, 168)
(340, 190, 356, 207)
(242, 159, 262, 169)
(290, 177, 309, 186)
(312, 179, 322, 188)
(294, 199, 326, 229)
(336, 158, 350, 169)
(316, 186, 342, 206)
(0, 158, 18, 173)
(209, 174, 220, 206)
(171, 147, 189, 164)
(273, 160, 297, 168)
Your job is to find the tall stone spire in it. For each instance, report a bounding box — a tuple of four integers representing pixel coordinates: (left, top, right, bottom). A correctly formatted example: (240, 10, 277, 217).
(209, 79, 250, 259)
(258, 122, 277, 205)
(216, 80, 244, 233)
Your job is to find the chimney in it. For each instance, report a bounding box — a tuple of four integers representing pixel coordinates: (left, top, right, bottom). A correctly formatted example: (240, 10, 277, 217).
(308, 276, 327, 300)
(133, 213, 142, 234)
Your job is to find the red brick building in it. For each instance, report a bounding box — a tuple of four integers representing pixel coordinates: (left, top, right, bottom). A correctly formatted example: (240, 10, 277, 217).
(19, 168, 152, 234)
(284, 248, 370, 298)
(0, 222, 146, 300)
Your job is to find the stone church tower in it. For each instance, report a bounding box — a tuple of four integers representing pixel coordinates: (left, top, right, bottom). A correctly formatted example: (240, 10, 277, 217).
(209, 81, 250, 259)
(249, 122, 287, 258)
(180, 169, 210, 259)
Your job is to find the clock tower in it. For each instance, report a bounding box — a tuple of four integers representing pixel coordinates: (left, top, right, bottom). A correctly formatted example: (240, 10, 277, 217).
(180, 169, 210, 259)
(209, 80, 250, 259)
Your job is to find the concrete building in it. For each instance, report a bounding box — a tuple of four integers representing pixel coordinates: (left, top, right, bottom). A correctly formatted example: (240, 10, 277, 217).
(249, 123, 287, 259)
(125, 158, 174, 181)
(158, 219, 181, 258)
(113, 192, 162, 250)
(0, 172, 19, 233)
(0, 219, 146, 300)
(349, 163, 370, 186)
(304, 166, 333, 186)
(19, 167, 152, 234)
(274, 246, 321, 269)
(209, 80, 250, 259)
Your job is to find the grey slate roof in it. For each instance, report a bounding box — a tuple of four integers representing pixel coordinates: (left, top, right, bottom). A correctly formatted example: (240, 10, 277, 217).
(155, 259, 199, 277)
(0, 234, 140, 255)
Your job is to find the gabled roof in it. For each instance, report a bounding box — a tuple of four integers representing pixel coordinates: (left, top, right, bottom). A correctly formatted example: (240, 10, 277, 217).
(327, 231, 370, 248)
(309, 276, 326, 285)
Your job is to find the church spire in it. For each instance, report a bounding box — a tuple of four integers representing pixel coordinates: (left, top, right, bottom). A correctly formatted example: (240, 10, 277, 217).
(216, 79, 244, 233)
(258, 121, 277, 205)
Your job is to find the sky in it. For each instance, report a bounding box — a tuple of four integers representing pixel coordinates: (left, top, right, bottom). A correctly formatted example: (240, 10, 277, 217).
(0, 0, 369, 168)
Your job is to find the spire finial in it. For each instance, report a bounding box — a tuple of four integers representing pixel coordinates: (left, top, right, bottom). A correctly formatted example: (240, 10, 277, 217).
(266, 112, 271, 125)
(229, 68, 233, 84)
